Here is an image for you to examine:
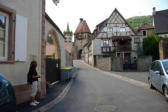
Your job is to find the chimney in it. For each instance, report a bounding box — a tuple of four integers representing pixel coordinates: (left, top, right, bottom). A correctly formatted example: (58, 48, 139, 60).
(153, 7, 156, 15)
(152, 7, 156, 28)
(80, 18, 83, 22)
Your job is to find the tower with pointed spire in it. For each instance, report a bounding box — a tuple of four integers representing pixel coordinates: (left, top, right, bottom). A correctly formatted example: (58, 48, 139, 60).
(64, 23, 73, 43)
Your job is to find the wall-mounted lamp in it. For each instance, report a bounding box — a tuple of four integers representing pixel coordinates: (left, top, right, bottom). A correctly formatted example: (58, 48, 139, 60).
(52, 0, 60, 6)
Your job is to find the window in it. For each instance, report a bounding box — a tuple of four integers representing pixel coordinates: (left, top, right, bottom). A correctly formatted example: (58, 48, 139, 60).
(0, 4, 16, 63)
(134, 38, 140, 44)
(106, 26, 112, 32)
(120, 27, 125, 32)
(162, 61, 168, 74)
(155, 62, 164, 75)
(113, 27, 119, 33)
(0, 11, 9, 60)
(151, 62, 156, 70)
(102, 40, 109, 46)
(143, 30, 146, 36)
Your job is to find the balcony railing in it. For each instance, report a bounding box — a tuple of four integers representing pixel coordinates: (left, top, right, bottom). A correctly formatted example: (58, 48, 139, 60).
(101, 46, 114, 53)
(116, 45, 131, 52)
(101, 45, 131, 53)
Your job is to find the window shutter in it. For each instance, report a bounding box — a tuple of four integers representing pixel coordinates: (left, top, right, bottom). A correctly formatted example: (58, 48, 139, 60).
(15, 14, 28, 61)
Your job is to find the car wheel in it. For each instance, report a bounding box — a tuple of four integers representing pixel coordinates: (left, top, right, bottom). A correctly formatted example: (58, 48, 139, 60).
(148, 78, 154, 89)
(163, 86, 168, 101)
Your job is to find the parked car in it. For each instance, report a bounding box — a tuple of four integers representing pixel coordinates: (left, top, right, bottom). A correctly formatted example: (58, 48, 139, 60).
(0, 73, 16, 112)
(148, 59, 168, 100)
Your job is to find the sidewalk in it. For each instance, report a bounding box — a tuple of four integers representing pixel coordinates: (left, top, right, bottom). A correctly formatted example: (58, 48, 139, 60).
(16, 67, 78, 112)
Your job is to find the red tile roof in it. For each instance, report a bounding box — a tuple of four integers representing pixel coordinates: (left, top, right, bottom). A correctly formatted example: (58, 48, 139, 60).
(74, 19, 91, 35)
(65, 43, 72, 53)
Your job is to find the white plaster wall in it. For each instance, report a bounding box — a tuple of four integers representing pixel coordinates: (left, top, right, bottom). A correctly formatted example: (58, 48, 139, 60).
(93, 38, 102, 55)
(45, 20, 66, 67)
(0, 0, 42, 85)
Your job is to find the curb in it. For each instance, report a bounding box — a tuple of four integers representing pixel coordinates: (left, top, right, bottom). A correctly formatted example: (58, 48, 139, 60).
(31, 68, 78, 112)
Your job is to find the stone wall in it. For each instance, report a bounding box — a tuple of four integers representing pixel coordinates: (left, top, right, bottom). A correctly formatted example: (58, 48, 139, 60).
(137, 56, 152, 72)
(96, 56, 111, 71)
(111, 57, 123, 72)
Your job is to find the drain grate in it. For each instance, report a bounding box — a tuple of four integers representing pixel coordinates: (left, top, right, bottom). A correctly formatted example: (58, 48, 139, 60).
(94, 105, 117, 112)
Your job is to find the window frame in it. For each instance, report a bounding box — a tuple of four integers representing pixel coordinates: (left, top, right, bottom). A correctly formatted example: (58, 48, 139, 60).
(0, 4, 16, 64)
(0, 11, 9, 61)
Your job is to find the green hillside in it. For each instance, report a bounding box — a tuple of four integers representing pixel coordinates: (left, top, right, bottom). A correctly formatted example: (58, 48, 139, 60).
(127, 15, 152, 29)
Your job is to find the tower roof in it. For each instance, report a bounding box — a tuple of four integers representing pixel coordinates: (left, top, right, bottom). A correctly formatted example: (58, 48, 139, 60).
(66, 23, 70, 32)
(74, 18, 91, 35)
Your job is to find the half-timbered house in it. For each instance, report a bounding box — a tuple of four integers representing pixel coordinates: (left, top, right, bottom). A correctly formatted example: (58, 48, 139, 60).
(91, 8, 141, 69)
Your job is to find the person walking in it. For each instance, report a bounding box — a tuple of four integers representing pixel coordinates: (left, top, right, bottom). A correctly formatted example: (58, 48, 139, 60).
(27, 61, 41, 106)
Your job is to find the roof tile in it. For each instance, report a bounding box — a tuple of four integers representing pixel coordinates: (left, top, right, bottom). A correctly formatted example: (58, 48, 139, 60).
(74, 19, 91, 34)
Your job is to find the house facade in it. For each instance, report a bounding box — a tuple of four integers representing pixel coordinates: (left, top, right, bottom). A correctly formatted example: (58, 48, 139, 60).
(136, 23, 154, 37)
(0, 0, 45, 104)
(0, 1, 67, 104)
(91, 9, 140, 67)
(84, 41, 93, 65)
(83, 8, 153, 71)
(153, 8, 168, 59)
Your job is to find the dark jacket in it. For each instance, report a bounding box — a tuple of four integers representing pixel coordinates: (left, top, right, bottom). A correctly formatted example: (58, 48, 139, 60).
(27, 67, 38, 84)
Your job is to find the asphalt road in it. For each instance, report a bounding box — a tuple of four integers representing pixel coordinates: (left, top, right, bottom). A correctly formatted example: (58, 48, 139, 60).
(46, 60, 168, 112)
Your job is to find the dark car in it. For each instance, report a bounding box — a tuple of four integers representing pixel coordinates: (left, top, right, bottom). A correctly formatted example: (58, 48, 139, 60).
(0, 73, 16, 112)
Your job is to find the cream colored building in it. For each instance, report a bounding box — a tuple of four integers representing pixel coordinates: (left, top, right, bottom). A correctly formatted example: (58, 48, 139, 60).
(0, 0, 66, 104)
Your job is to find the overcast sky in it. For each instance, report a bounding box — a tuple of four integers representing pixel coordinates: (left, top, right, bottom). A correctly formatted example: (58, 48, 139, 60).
(46, 0, 168, 33)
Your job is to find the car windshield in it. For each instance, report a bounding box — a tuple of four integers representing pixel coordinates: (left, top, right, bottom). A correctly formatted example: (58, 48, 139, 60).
(162, 61, 168, 74)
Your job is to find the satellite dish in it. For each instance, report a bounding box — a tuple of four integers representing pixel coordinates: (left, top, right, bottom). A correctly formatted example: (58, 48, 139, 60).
(52, 0, 59, 5)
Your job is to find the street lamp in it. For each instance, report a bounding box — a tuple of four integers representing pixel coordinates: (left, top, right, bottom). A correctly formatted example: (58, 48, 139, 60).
(52, 0, 59, 5)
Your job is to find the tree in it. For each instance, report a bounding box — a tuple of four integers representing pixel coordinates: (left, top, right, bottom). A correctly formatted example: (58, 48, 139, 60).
(143, 35, 160, 60)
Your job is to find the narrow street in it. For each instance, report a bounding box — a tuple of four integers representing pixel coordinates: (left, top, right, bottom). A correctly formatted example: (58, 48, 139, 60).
(46, 60, 168, 112)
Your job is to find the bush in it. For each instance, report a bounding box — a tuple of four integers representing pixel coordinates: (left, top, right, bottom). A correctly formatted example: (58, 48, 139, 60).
(51, 52, 55, 59)
(143, 35, 160, 60)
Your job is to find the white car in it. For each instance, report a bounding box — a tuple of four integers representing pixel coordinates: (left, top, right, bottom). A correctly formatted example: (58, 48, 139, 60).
(148, 59, 168, 100)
